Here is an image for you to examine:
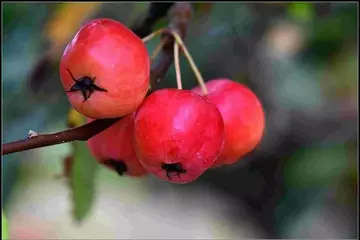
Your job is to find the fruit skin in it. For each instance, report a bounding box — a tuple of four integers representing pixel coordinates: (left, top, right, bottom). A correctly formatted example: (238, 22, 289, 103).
(192, 79, 265, 167)
(60, 18, 150, 119)
(87, 113, 148, 177)
(133, 88, 225, 184)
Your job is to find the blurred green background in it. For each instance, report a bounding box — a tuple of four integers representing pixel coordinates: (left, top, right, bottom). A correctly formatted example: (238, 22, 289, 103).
(1, 2, 358, 239)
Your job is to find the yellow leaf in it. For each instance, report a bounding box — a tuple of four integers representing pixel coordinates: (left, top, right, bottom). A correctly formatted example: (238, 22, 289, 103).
(45, 2, 103, 57)
(67, 108, 86, 128)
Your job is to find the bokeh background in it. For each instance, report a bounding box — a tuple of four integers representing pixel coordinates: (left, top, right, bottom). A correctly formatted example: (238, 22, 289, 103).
(1, 2, 358, 239)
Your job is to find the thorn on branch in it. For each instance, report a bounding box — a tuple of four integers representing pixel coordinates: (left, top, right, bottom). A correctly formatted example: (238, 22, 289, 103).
(28, 130, 39, 139)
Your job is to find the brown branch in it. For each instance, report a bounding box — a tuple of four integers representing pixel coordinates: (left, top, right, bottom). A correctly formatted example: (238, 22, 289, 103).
(2, 3, 192, 156)
(150, 3, 192, 89)
(132, 3, 175, 38)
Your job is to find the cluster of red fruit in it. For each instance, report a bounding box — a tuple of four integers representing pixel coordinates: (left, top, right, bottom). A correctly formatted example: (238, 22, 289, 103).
(59, 18, 265, 184)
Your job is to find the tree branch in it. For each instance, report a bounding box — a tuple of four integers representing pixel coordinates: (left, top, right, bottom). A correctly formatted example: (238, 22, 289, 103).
(150, 3, 192, 88)
(2, 3, 192, 156)
(132, 3, 175, 38)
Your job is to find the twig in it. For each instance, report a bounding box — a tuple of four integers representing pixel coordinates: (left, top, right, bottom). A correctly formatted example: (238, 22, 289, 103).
(174, 41, 182, 90)
(149, 3, 192, 89)
(2, 118, 119, 155)
(141, 28, 165, 43)
(151, 40, 166, 61)
(171, 31, 208, 95)
(132, 3, 174, 38)
(2, 3, 192, 156)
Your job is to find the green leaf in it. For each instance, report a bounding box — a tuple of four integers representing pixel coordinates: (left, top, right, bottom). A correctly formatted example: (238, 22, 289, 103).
(302, 5, 357, 65)
(152, 17, 168, 31)
(2, 211, 9, 239)
(287, 3, 315, 23)
(70, 141, 99, 223)
(284, 145, 348, 188)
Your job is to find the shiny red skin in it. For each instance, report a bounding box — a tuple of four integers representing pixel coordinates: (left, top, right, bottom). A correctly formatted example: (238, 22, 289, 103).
(134, 89, 225, 184)
(192, 79, 265, 167)
(87, 113, 148, 177)
(60, 18, 150, 119)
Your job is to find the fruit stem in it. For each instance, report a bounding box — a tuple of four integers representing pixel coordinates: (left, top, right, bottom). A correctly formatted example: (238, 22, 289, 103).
(151, 39, 165, 61)
(142, 28, 165, 43)
(174, 41, 182, 90)
(170, 31, 208, 95)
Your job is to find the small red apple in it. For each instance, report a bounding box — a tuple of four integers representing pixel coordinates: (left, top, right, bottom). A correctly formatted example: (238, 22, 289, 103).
(87, 113, 148, 177)
(192, 79, 265, 167)
(60, 18, 150, 119)
(134, 88, 225, 184)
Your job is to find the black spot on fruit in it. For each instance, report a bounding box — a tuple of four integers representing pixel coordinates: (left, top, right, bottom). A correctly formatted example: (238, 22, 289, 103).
(104, 159, 128, 176)
(161, 162, 186, 180)
(66, 68, 107, 102)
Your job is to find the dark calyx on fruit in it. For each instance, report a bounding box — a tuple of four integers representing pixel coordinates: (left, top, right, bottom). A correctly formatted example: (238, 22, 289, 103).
(66, 69, 107, 102)
(104, 159, 128, 176)
(161, 162, 187, 180)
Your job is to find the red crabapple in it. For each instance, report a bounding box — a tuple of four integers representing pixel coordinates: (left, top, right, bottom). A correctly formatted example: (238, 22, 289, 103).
(87, 113, 148, 177)
(192, 79, 265, 167)
(60, 18, 150, 119)
(133, 89, 225, 184)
